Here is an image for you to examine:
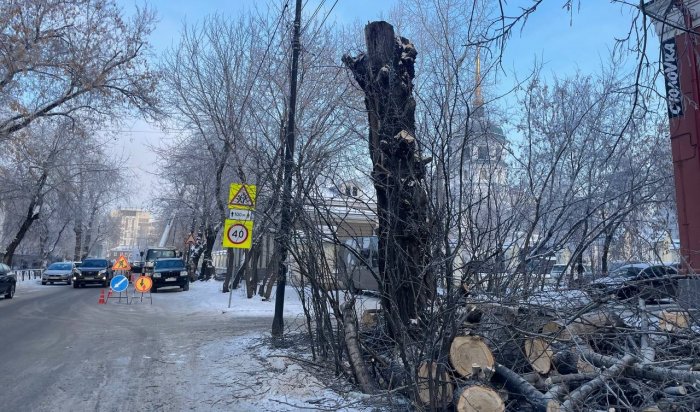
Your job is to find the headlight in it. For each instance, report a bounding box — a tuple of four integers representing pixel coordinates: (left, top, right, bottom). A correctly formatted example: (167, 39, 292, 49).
(153, 273, 161, 278)
(72, 276, 77, 280)
(145, 262, 154, 268)
(98, 270, 106, 275)
(180, 271, 188, 277)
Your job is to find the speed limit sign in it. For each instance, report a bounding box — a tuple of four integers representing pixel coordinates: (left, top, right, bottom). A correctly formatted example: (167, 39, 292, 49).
(227, 223, 248, 244)
(223, 219, 253, 249)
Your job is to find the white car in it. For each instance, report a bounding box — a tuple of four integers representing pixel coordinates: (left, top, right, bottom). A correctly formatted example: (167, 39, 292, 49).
(42, 262, 77, 285)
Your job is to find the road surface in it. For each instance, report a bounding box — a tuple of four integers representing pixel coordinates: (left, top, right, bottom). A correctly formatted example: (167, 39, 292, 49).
(0, 281, 273, 411)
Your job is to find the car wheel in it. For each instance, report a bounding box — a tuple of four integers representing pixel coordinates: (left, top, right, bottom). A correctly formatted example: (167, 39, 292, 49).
(41, 281, 46, 285)
(182, 282, 189, 291)
(67, 279, 72, 285)
(73, 282, 79, 288)
(5, 283, 14, 298)
(151, 287, 157, 293)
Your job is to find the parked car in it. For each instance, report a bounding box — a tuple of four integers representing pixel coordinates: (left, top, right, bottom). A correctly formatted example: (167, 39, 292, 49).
(141, 247, 178, 275)
(589, 264, 678, 302)
(0, 263, 16, 299)
(42, 262, 77, 285)
(150, 258, 189, 292)
(545, 264, 592, 285)
(73, 258, 112, 288)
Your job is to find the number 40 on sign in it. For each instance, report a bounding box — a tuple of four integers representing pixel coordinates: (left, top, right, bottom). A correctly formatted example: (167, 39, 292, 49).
(223, 219, 253, 249)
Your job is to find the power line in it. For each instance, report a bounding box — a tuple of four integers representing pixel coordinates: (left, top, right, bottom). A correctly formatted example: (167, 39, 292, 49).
(301, 0, 326, 33)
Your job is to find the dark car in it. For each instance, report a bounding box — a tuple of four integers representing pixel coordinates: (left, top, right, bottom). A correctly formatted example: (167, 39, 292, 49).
(150, 258, 189, 292)
(141, 247, 178, 275)
(589, 264, 678, 302)
(73, 258, 113, 288)
(0, 263, 16, 299)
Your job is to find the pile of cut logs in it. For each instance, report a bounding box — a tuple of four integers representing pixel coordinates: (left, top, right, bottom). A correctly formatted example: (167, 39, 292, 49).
(360, 299, 700, 411)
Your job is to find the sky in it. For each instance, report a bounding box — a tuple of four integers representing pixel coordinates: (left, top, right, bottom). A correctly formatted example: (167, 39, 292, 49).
(112, 0, 659, 209)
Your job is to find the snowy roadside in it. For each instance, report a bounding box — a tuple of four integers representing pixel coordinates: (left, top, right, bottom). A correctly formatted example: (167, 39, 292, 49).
(11, 277, 387, 410)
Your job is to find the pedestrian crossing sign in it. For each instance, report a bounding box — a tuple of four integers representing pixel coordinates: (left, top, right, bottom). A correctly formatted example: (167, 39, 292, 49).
(228, 183, 256, 210)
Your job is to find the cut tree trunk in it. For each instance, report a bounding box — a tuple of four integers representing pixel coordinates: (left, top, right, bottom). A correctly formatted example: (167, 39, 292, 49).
(541, 311, 625, 342)
(454, 384, 505, 412)
(450, 335, 496, 378)
(523, 338, 595, 375)
(659, 310, 690, 332)
(416, 360, 454, 408)
(343, 21, 431, 329)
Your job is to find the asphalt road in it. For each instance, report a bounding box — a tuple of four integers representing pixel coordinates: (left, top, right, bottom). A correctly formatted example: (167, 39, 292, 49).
(0, 282, 271, 411)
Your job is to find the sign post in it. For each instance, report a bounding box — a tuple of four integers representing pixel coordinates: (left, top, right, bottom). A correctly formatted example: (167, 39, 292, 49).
(226, 182, 256, 308)
(132, 275, 153, 304)
(109, 274, 130, 304)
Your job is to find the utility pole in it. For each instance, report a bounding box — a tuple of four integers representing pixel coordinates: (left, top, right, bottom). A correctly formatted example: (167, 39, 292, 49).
(272, 0, 302, 338)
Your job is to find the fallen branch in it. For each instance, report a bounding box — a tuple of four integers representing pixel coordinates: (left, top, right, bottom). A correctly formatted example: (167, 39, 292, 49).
(581, 349, 700, 384)
(493, 363, 560, 412)
(342, 299, 377, 394)
(562, 354, 636, 411)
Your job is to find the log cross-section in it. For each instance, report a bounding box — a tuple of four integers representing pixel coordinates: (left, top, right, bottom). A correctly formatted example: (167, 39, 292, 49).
(450, 335, 496, 377)
(454, 385, 506, 412)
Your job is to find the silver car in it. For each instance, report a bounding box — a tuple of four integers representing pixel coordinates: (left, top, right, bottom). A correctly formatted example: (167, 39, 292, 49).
(42, 262, 76, 285)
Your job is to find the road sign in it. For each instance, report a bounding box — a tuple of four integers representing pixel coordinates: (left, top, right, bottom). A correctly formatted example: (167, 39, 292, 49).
(228, 183, 256, 210)
(110, 275, 129, 293)
(222, 219, 253, 249)
(185, 233, 196, 245)
(112, 255, 131, 271)
(229, 209, 254, 220)
(134, 275, 152, 293)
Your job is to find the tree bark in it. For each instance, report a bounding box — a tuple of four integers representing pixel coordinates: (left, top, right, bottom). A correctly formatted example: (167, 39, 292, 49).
(343, 21, 431, 328)
(199, 224, 217, 280)
(342, 298, 377, 394)
(4, 171, 47, 266)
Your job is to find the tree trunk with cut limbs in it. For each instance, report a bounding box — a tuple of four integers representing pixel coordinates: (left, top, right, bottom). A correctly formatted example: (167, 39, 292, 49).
(343, 21, 432, 330)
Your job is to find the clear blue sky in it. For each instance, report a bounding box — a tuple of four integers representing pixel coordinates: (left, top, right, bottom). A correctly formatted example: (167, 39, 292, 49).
(113, 0, 658, 208)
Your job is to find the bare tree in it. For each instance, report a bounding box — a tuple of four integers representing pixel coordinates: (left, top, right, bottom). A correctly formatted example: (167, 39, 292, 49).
(0, 0, 160, 140)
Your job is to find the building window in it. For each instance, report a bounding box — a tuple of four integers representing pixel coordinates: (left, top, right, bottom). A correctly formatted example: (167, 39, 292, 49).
(477, 145, 489, 160)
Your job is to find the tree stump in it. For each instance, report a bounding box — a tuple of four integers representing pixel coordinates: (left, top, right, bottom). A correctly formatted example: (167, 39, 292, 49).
(342, 21, 431, 329)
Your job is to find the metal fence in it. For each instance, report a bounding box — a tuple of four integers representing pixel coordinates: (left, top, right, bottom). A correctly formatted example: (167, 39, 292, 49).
(14, 269, 43, 281)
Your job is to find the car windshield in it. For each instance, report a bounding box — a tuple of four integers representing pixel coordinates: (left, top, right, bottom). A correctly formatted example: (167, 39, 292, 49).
(82, 259, 107, 267)
(155, 260, 185, 269)
(146, 249, 176, 260)
(611, 266, 645, 278)
(48, 263, 72, 270)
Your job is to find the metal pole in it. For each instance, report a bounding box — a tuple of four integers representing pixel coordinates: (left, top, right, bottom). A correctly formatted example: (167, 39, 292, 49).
(227, 251, 238, 308)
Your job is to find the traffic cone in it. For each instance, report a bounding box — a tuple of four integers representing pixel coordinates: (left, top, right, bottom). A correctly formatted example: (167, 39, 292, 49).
(98, 289, 106, 304)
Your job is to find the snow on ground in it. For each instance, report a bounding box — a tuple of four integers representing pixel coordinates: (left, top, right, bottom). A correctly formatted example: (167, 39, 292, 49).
(14, 276, 382, 410)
